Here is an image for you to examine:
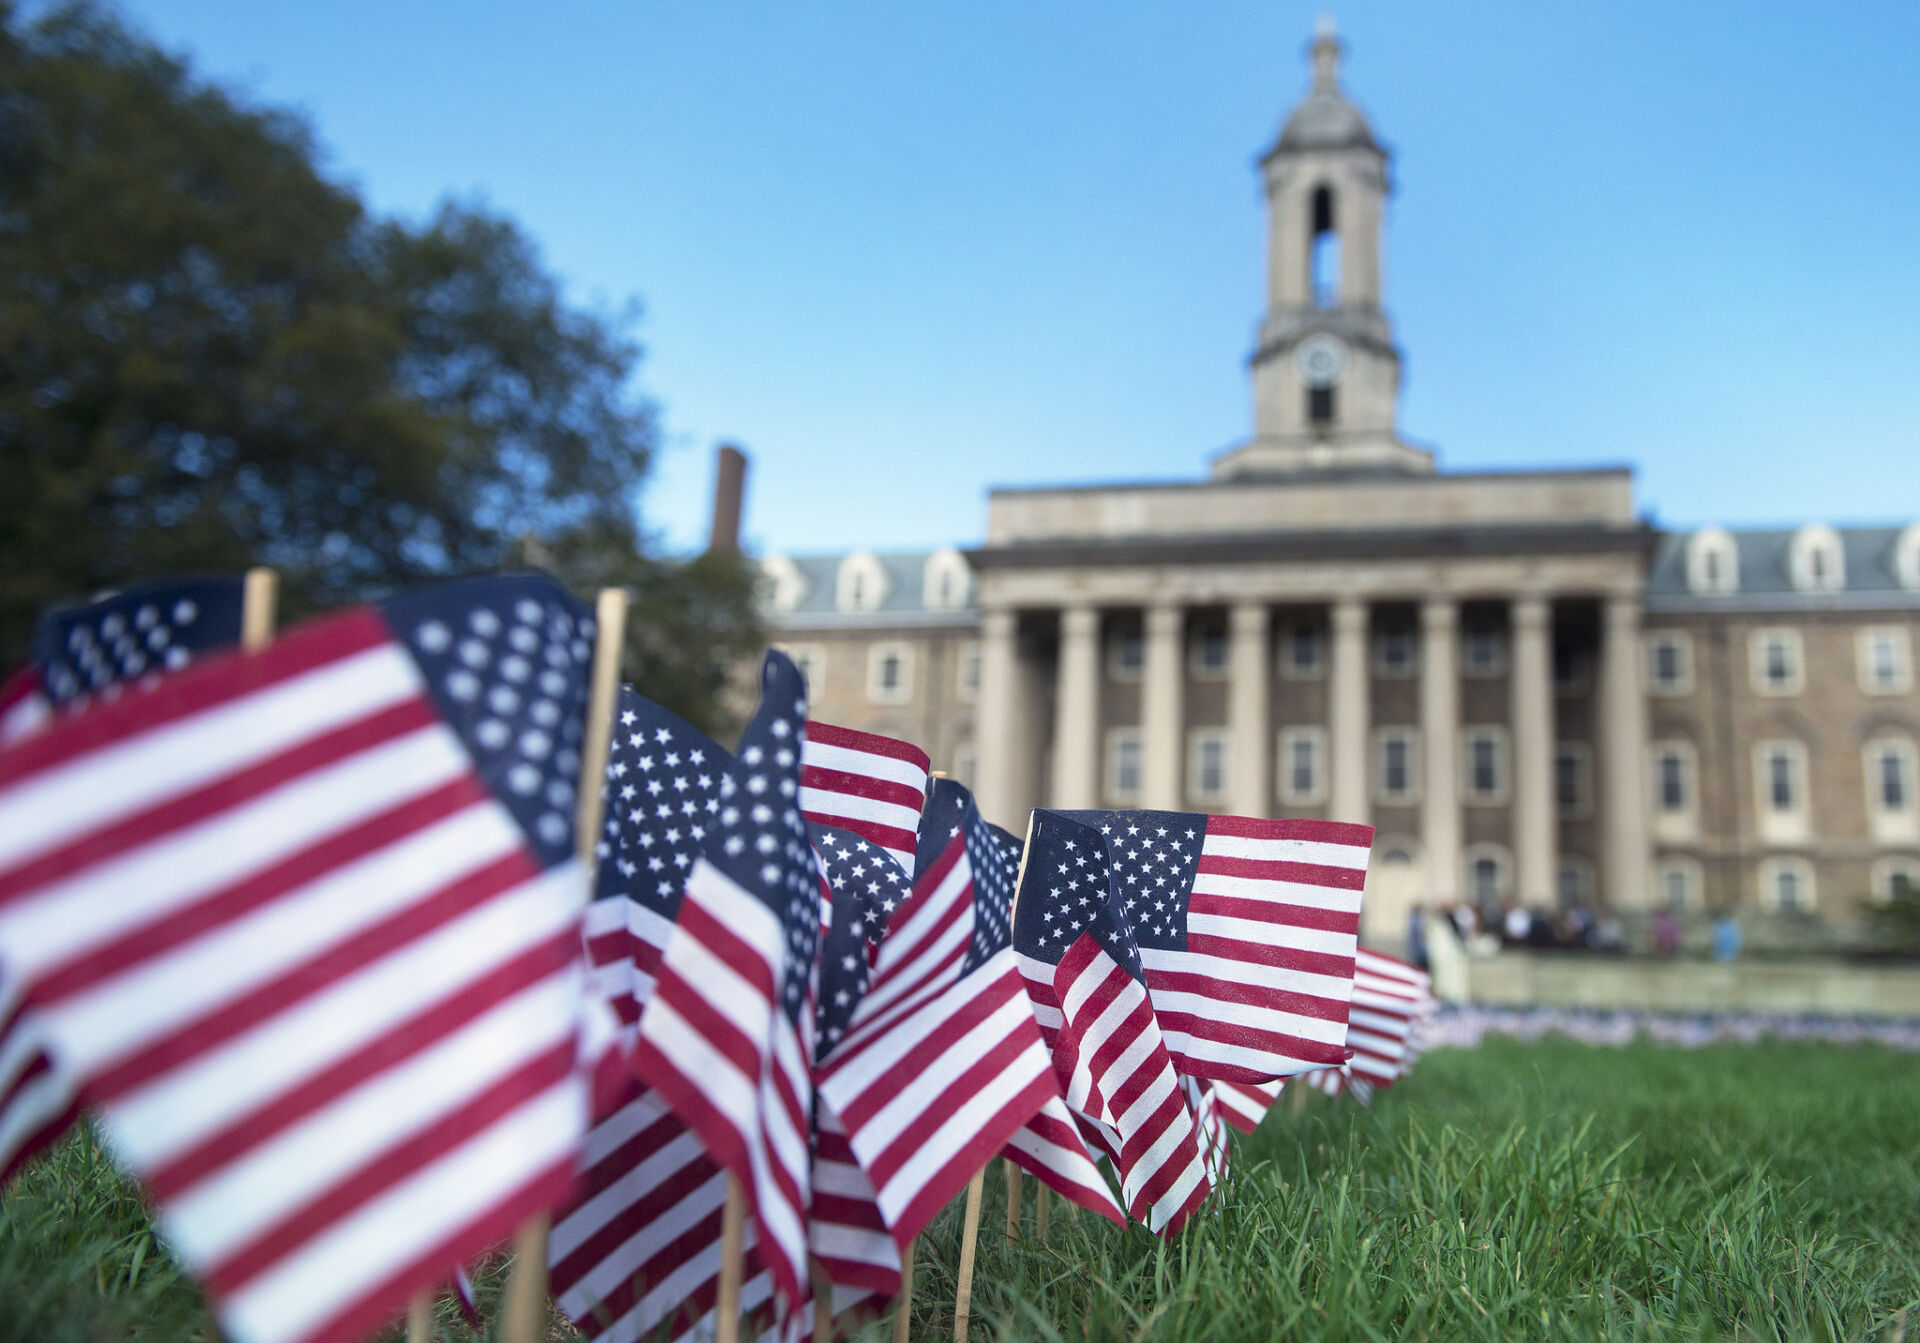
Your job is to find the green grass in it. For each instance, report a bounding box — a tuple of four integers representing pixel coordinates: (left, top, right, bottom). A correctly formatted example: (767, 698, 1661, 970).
(5, 1040, 1918, 1342)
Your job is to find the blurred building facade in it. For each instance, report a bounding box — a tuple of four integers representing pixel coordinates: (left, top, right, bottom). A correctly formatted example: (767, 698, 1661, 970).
(760, 26, 1920, 942)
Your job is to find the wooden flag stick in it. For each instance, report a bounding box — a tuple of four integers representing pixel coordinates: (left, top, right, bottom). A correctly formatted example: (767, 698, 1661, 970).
(1034, 1183, 1050, 1244)
(1002, 1158, 1020, 1242)
(950, 1167, 986, 1341)
(240, 567, 278, 652)
(405, 1290, 433, 1343)
(500, 586, 630, 1343)
(714, 1174, 749, 1343)
(892, 1237, 916, 1343)
(811, 1257, 834, 1342)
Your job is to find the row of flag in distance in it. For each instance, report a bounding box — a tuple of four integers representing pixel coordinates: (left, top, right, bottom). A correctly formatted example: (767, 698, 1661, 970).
(0, 570, 1435, 1343)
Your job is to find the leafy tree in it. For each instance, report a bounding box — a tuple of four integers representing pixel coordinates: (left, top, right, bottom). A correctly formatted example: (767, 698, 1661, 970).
(0, 0, 760, 734)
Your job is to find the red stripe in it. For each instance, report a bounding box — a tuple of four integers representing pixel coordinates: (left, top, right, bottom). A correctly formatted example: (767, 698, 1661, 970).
(33, 760, 478, 1009)
(142, 930, 576, 1199)
(207, 1043, 576, 1294)
(1168, 936, 1357, 985)
(551, 1144, 720, 1300)
(799, 764, 925, 815)
(889, 1071, 1055, 1243)
(805, 723, 930, 772)
(0, 608, 391, 789)
(864, 1021, 1044, 1192)
(1202, 815, 1374, 848)
(833, 971, 1017, 1134)
(1188, 893, 1362, 936)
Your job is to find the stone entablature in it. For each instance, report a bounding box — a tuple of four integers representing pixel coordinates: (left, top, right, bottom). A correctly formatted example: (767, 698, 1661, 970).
(981, 468, 1637, 547)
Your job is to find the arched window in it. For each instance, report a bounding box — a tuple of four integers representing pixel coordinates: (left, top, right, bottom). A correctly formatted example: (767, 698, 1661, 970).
(1787, 523, 1845, 593)
(1685, 527, 1740, 595)
(1891, 520, 1920, 591)
(760, 555, 809, 614)
(921, 547, 973, 611)
(1309, 184, 1339, 308)
(836, 551, 889, 613)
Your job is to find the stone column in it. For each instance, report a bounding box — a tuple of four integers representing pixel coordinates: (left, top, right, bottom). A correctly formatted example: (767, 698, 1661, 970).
(1050, 606, 1101, 809)
(1141, 602, 1185, 810)
(1600, 595, 1651, 908)
(1419, 598, 1461, 901)
(975, 608, 1020, 828)
(1228, 602, 1272, 817)
(1510, 595, 1556, 906)
(1328, 598, 1370, 826)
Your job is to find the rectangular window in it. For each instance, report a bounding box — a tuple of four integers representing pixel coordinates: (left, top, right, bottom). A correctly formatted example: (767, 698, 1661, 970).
(1657, 749, 1690, 812)
(1307, 385, 1336, 425)
(1554, 743, 1592, 818)
(1277, 726, 1326, 805)
(1106, 729, 1143, 803)
(779, 643, 826, 695)
(1859, 627, 1914, 695)
(1462, 627, 1505, 677)
(1282, 624, 1326, 678)
(1882, 751, 1906, 810)
(1373, 728, 1419, 804)
(1190, 626, 1230, 679)
(1188, 729, 1230, 804)
(1462, 727, 1508, 803)
(1646, 630, 1693, 695)
(956, 641, 981, 701)
(1750, 628, 1804, 695)
(1373, 628, 1417, 678)
(866, 642, 914, 704)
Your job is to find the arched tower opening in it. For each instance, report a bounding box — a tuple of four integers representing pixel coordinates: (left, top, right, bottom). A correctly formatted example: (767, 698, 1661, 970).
(1310, 183, 1339, 308)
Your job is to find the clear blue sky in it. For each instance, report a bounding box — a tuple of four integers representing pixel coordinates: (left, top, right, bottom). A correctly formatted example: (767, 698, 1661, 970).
(119, 1, 1920, 556)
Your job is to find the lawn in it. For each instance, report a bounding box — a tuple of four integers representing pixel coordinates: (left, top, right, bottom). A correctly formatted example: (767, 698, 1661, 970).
(5, 1038, 1917, 1343)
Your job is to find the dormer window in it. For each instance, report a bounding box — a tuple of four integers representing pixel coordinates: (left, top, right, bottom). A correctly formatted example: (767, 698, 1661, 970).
(922, 547, 973, 611)
(1788, 524, 1845, 593)
(1685, 527, 1739, 595)
(760, 555, 809, 614)
(1894, 521, 1920, 591)
(835, 551, 889, 613)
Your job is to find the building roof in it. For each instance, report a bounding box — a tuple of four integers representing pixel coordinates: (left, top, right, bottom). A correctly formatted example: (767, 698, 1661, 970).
(1269, 23, 1381, 157)
(763, 550, 978, 628)
(1644, 525, 1920, 611)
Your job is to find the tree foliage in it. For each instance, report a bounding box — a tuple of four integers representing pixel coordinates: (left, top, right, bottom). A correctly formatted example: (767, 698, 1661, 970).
(0, 1, 760, 733)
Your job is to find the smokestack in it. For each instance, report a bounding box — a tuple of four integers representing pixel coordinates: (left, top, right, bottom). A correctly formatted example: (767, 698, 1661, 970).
(707, 443, 748, 555)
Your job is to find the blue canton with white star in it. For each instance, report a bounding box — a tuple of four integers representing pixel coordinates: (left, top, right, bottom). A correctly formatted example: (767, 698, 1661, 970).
(809, 821, 907, 1055)
(706, 650, 820, 1025)
(384, 574, 593, 870)
(596, 685, 731, 917)
(1011, 809, 1145, 982)
(1060, 809, 1205, 952)
(29, 575, 245, 707)
(910, 778, 1016, 977)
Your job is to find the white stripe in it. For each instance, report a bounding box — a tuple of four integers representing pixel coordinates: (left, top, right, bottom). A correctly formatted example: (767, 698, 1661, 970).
(575, 1088, 674, 1172)
(870, 855, 969, 983)
(0, 644, 417, 872)
(800, 741, 927, 791)
(1140, 947, 1356, 1004)
(1, 722, 467, 981)
(637, 998, 760, 1145)
(217, 1077, 584, 1343)
(0, 690, 50, 747)
(50, 799, 516, 1076)
(551, 1122, 707, 1264)
(1199, 834, 1371, 869)
(877, 1043, 1048, 1222)
(798, 786, 920, 838)
(166, 972, 578, 1264)
(1158, 1031, 1325, 1076)
(1148, 987, 1349, 1045)
(556, 1167, 726, 1321)
(101, 863, 582, 1168)
(1190, 871, 1364, 913)
(1183, 912, 1358, 957)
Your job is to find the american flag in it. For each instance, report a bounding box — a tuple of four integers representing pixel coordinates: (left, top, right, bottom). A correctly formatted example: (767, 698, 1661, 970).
(1306, 1062, 1371, 1106)
(1061, 810, 1373, 1085)
(1012, 809, 1210, 1235)
(816, 779, 1062, 1252)
(1, 576, 248, 1187)
(1210, 1077, 1284, 1136)
(805, 823, 906, 1313)
(1345, 948, 1431, 1093)
(553, 688, 775, 1343)
(799, 721, 928, 875)
(0, 574, 599, 1343)
(628, 651, 821, 1312)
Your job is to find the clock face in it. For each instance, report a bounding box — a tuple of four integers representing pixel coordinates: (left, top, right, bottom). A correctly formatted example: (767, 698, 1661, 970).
(1294, 335, 1347, 389)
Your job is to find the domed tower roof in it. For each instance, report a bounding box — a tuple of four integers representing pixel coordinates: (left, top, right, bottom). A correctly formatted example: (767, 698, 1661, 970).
(1268, 17, 1381, 157)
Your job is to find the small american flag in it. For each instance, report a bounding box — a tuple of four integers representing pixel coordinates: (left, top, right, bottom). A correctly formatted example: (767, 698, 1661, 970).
(0, 574, 600, 1343)
(816, 780, 1062, 1251)
(1306, 1062, 1371, 1106)
(628, 651, 820, 1312)
(1, 577, 248, 1188)
(1210, 1077, 1284, 1136)
(553, 688, 772, 1343)
(799, 722, 928, 875)
(1012, 809, 1210, 1235)
(1345, 947, 1431, 1093)
(1062, 810, 1372, 1084)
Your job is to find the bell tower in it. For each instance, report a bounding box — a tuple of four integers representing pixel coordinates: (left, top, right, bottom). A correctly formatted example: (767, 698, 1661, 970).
(1214, 19, 1432, 478)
